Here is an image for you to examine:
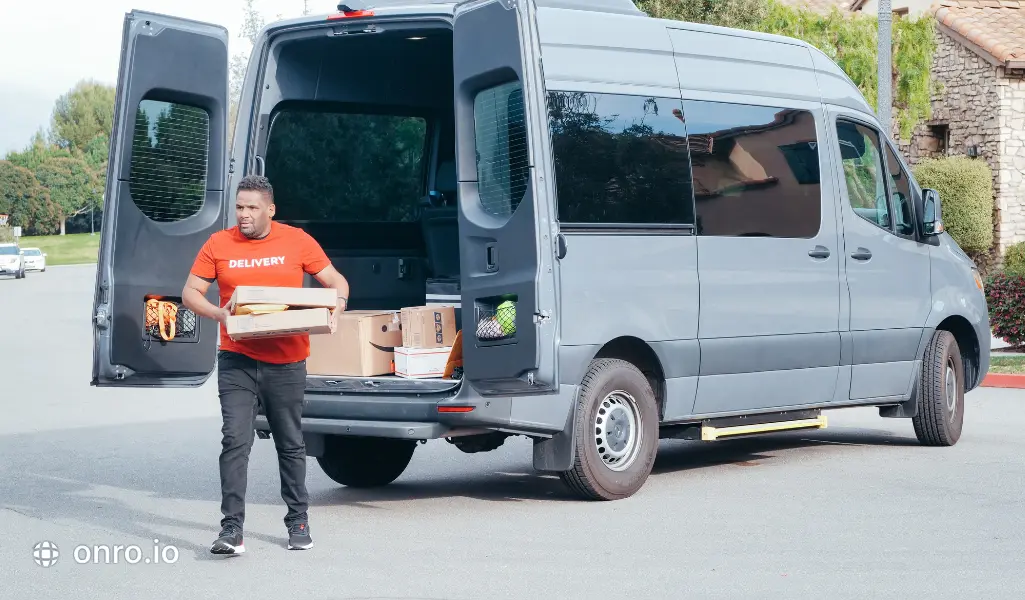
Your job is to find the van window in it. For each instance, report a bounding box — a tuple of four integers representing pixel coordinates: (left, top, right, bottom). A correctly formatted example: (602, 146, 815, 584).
(128, 99, 210, 223)
(264, 107, 427, 223)
(473, 81, 529, 218)
(836, 120, 891, 229)
(547, 91, 694, 227)
(682, 100, 822, 238)
(885, 143, 915, 236)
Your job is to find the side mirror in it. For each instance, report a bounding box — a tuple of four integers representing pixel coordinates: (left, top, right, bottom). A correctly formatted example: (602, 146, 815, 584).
(921, 188, 944, 237)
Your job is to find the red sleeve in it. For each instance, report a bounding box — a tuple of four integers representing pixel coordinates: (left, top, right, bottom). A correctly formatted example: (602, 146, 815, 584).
(190, 237, 217, 281)
(301, 231, 332, 275)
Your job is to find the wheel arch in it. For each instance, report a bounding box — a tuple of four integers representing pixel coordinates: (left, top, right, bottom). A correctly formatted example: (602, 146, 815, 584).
(592, 336, 667, 419)
(934, 315, 981, 390)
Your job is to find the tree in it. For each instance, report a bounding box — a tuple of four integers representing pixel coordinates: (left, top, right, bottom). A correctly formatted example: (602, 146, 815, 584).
(636, 0, 769, 29)
(49, 80, 116, 153)
(0, 161, 60, 235)
(33, 156, 100, 235)
(229, 0, 266, 141)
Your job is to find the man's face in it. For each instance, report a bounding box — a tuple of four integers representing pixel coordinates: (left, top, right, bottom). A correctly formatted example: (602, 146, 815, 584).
(236, 190, 274, 238)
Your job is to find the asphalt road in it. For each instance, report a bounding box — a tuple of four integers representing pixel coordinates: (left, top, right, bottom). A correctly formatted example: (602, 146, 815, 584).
(2, 265, 1024, 599)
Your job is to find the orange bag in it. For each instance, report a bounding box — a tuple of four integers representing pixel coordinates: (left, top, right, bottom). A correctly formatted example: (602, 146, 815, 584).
(145, 299, 179, 341)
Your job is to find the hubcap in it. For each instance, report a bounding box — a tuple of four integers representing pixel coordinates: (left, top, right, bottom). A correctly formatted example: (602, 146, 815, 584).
(945, 359, 958, 421)
(593, 391, 642, 471)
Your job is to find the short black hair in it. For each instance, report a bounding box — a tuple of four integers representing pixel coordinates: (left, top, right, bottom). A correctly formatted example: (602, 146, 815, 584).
(236, 175, 273, 202)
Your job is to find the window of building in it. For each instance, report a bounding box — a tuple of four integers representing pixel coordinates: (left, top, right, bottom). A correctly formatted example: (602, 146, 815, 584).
(836, 119, 892, 230)
(128, 99, 210, 223)
(547, 91, 695, 227)
(682, 99, 822, 238)
(473, 81, 530, 219)
(885, 143, 916, 236)
(263, 107, 427, 222)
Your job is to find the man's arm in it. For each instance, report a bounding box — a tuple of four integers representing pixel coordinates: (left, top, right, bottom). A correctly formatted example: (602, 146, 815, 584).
(312, 265, 350, 313)
(182, 274, 231, 324)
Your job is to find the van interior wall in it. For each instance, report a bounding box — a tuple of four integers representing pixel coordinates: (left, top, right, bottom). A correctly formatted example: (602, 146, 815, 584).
(262, 27, 457, 313)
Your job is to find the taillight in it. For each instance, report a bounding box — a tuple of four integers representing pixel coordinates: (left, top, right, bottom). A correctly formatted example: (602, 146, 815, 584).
(327, 9, 375, 19)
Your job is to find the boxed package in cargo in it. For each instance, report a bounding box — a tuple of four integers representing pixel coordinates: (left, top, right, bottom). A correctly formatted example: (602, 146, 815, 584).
(426, 277, 461, 327)
(400, 305, 457, 349)
(228, 285, 337, 315)
(395, 346, 452, 379)
(226, 307, 332, 341)
(307, 310, 402, 377)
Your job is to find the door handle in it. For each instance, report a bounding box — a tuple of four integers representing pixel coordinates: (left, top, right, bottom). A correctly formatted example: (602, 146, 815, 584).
(851, 248, 872, 261)
(485, 243, 498, 272)
(808, 245, 830, 259)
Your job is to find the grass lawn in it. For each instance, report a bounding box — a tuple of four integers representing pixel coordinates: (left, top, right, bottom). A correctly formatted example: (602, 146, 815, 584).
(18, 233, 100, 266)
(989, 355, 1025, 375)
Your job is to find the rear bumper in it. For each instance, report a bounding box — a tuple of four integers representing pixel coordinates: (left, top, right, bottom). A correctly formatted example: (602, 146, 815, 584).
(254, 415, 453, 439)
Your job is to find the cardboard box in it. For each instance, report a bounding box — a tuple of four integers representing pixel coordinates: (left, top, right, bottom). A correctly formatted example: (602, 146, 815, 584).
(228, 286, 337, 314)
(307, 311, 402, 377)
(400, 305, 457, 349)
(395, 346, 453, 379)
(226, 307, 332, 341)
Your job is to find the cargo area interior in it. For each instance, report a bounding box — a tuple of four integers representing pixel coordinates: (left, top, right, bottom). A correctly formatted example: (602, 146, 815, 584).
(259, 21, 466, 386)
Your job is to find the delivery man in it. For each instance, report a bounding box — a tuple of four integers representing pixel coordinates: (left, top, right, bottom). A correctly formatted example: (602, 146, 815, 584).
(182, 174, 349, 555)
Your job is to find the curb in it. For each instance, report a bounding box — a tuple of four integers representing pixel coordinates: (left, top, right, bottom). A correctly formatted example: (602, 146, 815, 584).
(980, 373, 1025, 389)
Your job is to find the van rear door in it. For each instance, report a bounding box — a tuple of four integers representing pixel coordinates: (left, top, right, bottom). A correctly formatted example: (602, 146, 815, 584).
(91, 11, 229, 387)
(453, 0, 560, 395)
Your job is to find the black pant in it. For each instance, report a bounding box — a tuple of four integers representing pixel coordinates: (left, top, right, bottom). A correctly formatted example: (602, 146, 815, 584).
(216, 350, 309, 530)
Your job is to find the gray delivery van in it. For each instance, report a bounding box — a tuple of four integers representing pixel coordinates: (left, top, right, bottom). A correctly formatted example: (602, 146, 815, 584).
(91, 0, 991, 500)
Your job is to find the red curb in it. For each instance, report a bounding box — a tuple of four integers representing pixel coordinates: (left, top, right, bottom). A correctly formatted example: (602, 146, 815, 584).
(981, 373, 1025, 389)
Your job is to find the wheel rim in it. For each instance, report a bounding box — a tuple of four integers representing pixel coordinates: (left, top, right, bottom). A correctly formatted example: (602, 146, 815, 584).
(945, 358, 958, 421)
(593, 391, 642, 472)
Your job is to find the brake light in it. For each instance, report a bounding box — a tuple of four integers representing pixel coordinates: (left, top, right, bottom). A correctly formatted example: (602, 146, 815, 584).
(327, 9, 375, 19)
(437, 405, 475, 413)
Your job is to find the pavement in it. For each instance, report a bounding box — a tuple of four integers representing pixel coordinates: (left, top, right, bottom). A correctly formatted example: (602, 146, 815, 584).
(2, 265, 1025, 599)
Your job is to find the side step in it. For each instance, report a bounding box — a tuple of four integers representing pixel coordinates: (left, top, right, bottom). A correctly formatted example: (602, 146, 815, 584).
(660, 409, 828, 441)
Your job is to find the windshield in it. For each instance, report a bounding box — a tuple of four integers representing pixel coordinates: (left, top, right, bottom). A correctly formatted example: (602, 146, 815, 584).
(23, 249, 41, 256)
(0, 246, 19, 256)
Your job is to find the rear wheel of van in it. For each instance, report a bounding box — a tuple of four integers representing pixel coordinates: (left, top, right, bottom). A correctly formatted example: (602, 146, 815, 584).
(912, 330, 964, 446)
(560, 358, 659, 501)
(316, 435, 417, 488)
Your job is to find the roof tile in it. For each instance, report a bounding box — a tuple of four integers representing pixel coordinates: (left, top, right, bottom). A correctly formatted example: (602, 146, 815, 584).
(934, 0, 1025, 64)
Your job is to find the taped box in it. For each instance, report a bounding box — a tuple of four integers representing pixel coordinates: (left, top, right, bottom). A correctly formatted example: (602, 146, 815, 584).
(400, 305, 457, 349)
(395, 346, 453, 379)
(226, 307, 332, 341)
(228, 285, 337, 315)
(308, 311, 402, 377)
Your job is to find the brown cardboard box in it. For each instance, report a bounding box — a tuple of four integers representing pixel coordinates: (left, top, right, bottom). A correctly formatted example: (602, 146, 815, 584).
(228, 286, 337, 314)
(226, 307, 332, 341)
(307, 311, 403, 377)
(400, 306, 457, 349)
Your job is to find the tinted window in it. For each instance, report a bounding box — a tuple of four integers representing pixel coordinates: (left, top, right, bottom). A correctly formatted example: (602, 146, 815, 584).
(24, 249, 41, 256)
(129, 100, 210, 223)
(0, 246, 18, 255)
(683, 100, 821, 238)
(836, 120, 891, 230)
(473, 82, 529, 218)
(885, 143, 915, 236)
(547, 91, 694, 226)
(264, 109, 427, 222)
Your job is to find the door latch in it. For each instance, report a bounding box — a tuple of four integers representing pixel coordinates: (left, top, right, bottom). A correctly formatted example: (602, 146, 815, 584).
(485, 243, 498, 273)
(94, 307, 109, 329)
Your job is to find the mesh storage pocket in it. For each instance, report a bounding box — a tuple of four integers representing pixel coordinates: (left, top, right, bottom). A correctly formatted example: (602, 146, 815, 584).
(474, 300, 516, 342)
(144, 298, 198, 342)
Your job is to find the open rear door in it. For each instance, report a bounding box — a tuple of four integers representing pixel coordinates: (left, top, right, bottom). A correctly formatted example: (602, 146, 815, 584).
(91, 11, 229, 387)
(454, 0, 560, 395)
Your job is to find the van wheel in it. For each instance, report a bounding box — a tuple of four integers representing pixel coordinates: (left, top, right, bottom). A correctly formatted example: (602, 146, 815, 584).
(559, 358, 659, 501)
(912, 330, 964, 446)
(316, 435, 416, 488)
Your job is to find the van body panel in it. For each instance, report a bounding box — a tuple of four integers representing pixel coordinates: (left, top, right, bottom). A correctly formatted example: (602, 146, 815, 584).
(824, 104, 932, 399)
(91, 11, 230, 387)
(806, 45, 875, 116)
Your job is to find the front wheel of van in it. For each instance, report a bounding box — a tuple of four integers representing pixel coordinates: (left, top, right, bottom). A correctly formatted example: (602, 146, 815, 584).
(560, 358, 659, 501)
(912, 330, 965, 446)
(317, 435, 417, 488)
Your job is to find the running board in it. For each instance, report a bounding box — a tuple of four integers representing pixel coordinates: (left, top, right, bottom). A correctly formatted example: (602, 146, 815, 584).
(701, 414, 827, 441)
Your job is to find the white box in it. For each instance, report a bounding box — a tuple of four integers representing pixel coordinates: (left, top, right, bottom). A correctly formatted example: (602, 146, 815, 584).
(394, 346, 452, 379)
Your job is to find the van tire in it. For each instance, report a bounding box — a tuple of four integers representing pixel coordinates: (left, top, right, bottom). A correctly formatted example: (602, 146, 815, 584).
(316, 435, 416, 488)
(912, 330, 964, 446)
(559, 358, 659, 501)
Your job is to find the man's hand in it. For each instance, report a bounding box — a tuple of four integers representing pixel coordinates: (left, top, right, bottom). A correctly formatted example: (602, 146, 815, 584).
(314, 264, 349, 335)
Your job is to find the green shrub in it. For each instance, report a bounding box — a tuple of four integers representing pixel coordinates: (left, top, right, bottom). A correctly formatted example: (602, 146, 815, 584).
(912, 156, 993, 255)
(986, 271, 1025, 348)
(0, 226, 13, 243)
(1003, 242, 1025, 276)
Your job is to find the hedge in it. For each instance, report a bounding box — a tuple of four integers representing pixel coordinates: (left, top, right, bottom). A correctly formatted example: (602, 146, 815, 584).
(1003, 241, 1025, 276)
(0, 226, 13, 243)
(986, 271, 1025, 349)
(912, 156, 993, 255)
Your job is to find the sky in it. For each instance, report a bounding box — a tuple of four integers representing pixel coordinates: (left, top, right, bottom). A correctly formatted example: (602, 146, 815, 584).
(0, 0, 342, 156)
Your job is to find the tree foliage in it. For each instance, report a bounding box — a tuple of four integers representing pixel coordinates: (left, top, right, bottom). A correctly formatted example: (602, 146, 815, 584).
(0, 161, 59, 234)
(50, 80, 117, 153)
(33, 156, 100, 235)
(636, 0, 937, 141)
(912, 156, 994, 256)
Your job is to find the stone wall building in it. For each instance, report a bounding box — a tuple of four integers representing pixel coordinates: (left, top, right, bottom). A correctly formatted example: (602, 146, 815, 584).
(906, 0, 1025, 257)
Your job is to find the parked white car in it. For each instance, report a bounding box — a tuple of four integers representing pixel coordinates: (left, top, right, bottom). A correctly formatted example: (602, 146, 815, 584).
(0, 243, 26, 279)
(21, 247, 46, 272)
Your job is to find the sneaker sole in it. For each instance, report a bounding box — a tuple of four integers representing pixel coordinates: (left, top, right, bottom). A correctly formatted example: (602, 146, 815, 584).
(287, 541, 313, 550)
(210, 543, 245, 555)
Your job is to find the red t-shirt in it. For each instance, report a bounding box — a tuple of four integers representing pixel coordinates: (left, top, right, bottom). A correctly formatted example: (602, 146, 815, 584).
(190, 221, 332, 364)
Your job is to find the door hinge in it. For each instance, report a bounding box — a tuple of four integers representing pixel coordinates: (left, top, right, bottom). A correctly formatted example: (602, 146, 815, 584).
(228, 157, 235, 174)
(94, 307, 110, 329)
(534, 311, 551, 324)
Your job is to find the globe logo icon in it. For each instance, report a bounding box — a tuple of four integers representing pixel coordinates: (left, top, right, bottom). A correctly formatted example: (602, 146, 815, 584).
(33, 541, 59, 567)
